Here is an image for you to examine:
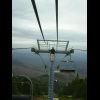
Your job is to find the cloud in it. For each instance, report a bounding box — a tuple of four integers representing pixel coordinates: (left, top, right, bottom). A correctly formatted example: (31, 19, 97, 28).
(12, 0, 87, 48)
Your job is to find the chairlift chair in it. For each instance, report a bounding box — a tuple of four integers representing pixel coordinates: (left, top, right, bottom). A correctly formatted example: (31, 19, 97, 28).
(12, 75, 33, 100)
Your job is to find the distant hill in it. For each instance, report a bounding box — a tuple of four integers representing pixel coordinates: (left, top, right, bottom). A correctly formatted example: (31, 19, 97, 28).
(12, 49, 87, 79)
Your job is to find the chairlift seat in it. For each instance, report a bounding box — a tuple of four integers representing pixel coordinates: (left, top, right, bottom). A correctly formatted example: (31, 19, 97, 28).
(60, 69, 75, 73)
(12, 95, 31, 100)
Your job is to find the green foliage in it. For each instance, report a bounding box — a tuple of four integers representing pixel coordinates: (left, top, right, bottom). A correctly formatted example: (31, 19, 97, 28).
(12, 75, 87, 99)
(12, 76, 31, 95)
(54, 75, 87, 99)
(12, 77, 20, 94)
(61, 78, 87, 99)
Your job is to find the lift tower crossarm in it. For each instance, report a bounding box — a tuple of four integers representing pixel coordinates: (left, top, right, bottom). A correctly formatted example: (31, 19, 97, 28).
(31, 48, 74, 55)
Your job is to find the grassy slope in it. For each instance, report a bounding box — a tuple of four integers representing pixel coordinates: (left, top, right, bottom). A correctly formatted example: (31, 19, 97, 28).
(33, 96, 85, 100)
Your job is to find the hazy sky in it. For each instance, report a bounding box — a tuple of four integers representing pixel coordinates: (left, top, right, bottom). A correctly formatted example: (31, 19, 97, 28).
(12, 0, 87, 49)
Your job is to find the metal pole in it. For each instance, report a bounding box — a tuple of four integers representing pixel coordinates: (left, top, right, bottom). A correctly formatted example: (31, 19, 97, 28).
(37, 40, 40, 50)
(17, 75, 33, 100)
(48, 61, 54, 100)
